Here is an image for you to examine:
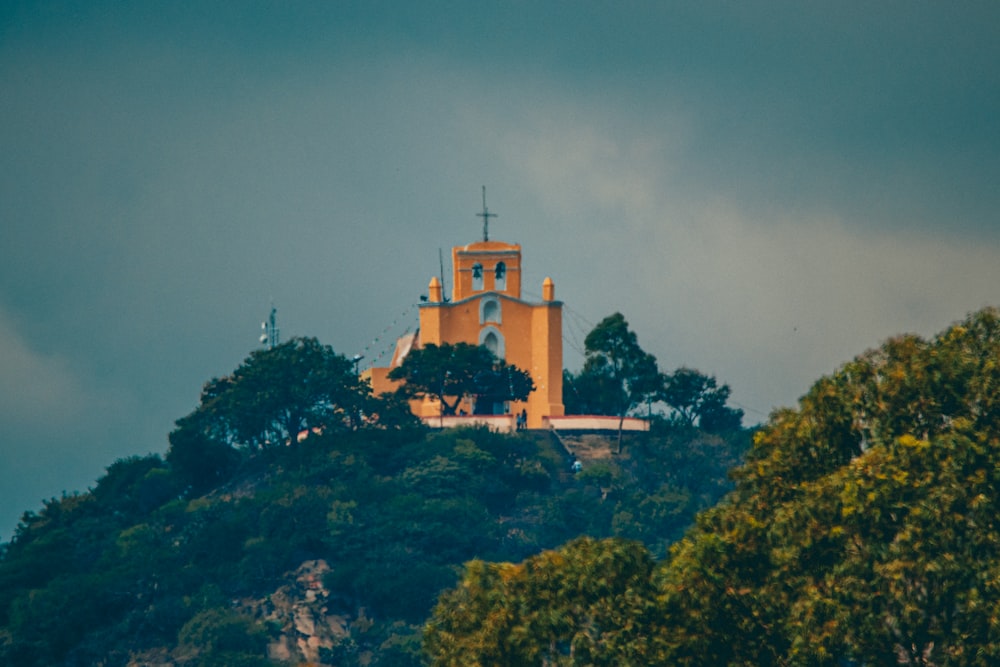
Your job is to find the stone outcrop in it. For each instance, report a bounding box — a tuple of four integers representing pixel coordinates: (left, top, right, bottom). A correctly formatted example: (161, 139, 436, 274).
(240, 559, 369, 665)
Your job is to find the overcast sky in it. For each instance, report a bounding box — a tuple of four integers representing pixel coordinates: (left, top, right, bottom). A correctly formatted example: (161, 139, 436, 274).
(2, 1, 999, 540)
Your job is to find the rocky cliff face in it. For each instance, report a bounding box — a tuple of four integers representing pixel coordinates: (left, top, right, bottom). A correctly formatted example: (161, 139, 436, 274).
(125, 559, 379, 667)
(251, 559, 372, 665)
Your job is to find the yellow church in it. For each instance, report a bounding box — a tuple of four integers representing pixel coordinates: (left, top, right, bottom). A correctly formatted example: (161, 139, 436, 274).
(366, 202, 565, 430)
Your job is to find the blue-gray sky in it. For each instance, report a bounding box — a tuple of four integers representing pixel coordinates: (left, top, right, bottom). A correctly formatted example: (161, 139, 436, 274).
(2, 1, 999, 540)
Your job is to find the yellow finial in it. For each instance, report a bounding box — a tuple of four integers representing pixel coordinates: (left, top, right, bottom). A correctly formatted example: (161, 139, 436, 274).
(428, 276, 442, 303)
(542, 276, 555, 301)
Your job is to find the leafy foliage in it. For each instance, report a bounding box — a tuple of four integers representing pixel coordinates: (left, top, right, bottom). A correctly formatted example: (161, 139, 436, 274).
(388, 342, 534, 415)
(658, 307, 1000, 665)
(424, 537, 661, 666)
(565, 312, 744, 448)
(177, 608, 272, 667)
(0, 422, 740, 665)
(660, 367, 744, 433)
(564, 312, 661, 453)
(0, 328, 748, 665)
(425, 307, 1000, 665)
(578, 312, 660, 419)
(174, 337, 372, 452)
(472, 359, 537, 414)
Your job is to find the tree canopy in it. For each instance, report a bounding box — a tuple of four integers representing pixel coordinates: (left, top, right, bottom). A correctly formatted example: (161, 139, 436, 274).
(424, 537, 660, 666)
(20, 306, 1000, 665)
(659, 367, 743, 433)
(181, 337, 370, 449)
(565, 312, 743, 445)
(166, 337, 416, 490)
(388, 342, 534, 416)
(582, 313, 661, 416)
(427, 307, 1000, 665)
(573, 313, 660, 448)
(653, 307, 1000, 665)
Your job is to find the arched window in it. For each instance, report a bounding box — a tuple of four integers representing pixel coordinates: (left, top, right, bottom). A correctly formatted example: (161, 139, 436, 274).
(472, 263, 483, 291)
(495, 262, 506, 291)
(479, 325, 505, 359)
(483, 332, 499, 357)
(480, 296, 501, 324)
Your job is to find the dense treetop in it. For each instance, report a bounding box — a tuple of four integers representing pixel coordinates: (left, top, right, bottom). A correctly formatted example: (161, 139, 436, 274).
(657, 306, 1000, 665)
(13, 305, 995, 665)
(387, 342, 534, 416)
(428, 307, 1000, 666)
(564, 312, 744, 452)
(0, 331, 746, 666)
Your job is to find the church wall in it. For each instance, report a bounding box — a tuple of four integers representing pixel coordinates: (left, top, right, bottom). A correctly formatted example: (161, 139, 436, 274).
(530, 302, 565, 423)
(368, 237, 563, 430)
(362, 366, 396, 397)
(417, 293, 562, 429)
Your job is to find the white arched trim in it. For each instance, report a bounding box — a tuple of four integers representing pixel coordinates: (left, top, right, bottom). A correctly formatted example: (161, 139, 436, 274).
(479, 325, 505, 360)
(480, 296, 502, 324)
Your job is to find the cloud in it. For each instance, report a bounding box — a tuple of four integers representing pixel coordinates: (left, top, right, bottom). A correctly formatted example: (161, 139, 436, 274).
(2, 0, 999, 538)
(637, 200, 1000, 417)
(0, 304, 171, 539)
(478, 102, 1000, 418)
(0, 307, 94, 538)
(0, 308, 88, 426)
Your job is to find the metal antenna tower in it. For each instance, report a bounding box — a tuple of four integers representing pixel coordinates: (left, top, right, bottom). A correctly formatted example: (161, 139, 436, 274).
(476, 185, 497, 241)
(438, 247, 450, 302)
(260, 305, 280, 349)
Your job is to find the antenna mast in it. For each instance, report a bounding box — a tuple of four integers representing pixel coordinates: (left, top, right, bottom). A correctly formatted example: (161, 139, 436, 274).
(260, 305, 279, 349)
(438, 248, 450, 302)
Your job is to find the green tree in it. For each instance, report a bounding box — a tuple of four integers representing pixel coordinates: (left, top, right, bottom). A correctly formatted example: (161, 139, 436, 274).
(660, 367, 743, 433)
(420, 308, 1000, 666)
(166, 414, 241, 492)
(424, 537, 661, 666)
(364, 389, 424, 430)
(171, 337, 369, 452)
(562, 367, 620, 416)
(655, 307, 1000, 665)
(471, 360, 536, 414)
(388, 342, 533, 416)
(176, 607, 273, 666)
(578, 313, 660, 451)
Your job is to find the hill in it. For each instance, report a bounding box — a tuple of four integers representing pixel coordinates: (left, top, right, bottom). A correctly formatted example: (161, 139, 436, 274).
(0, 416, 745, 665)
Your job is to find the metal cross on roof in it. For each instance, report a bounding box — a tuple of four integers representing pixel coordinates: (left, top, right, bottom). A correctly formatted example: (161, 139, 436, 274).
(476, 185, 497, 241)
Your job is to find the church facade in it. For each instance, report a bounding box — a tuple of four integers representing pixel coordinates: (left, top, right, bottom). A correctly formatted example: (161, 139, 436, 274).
(366, 235, 565, 430)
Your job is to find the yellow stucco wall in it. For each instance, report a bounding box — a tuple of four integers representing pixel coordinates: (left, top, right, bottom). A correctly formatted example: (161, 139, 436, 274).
(452, 240, 522, 301)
